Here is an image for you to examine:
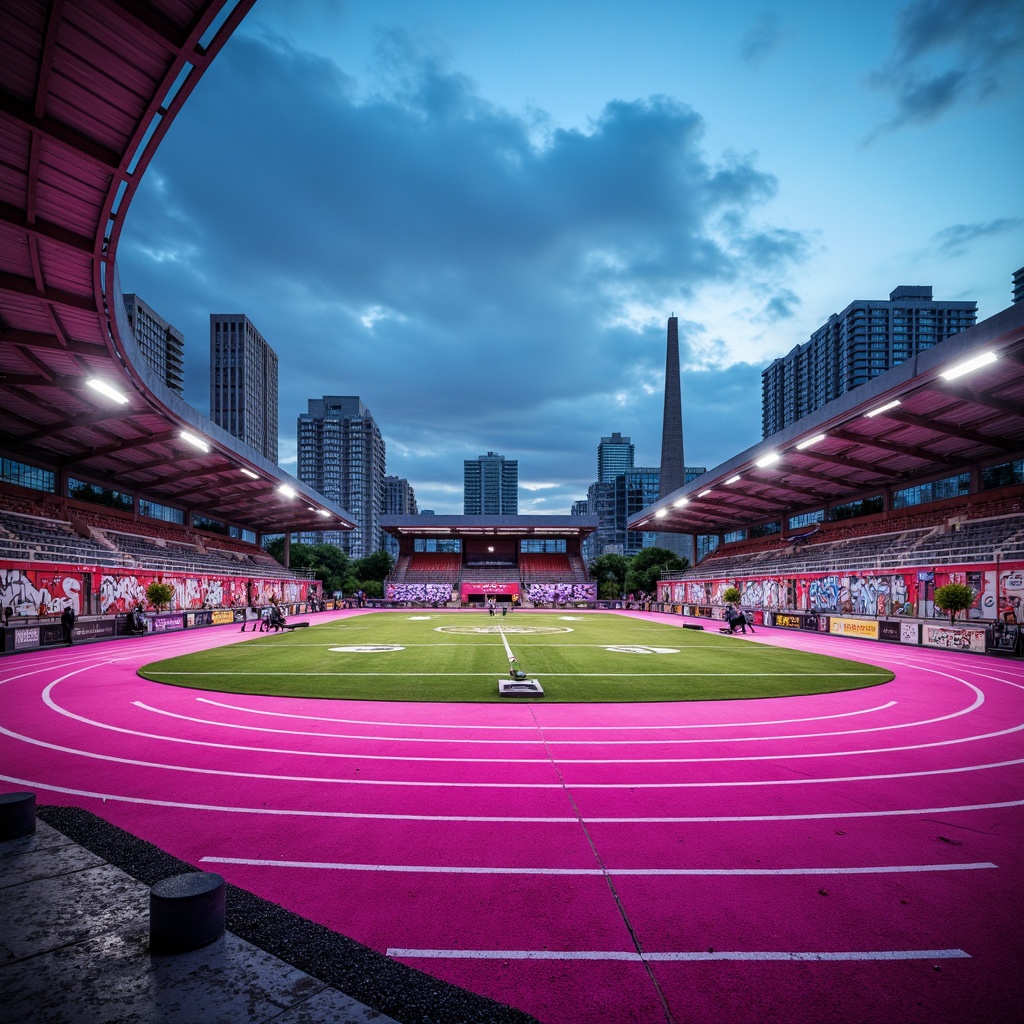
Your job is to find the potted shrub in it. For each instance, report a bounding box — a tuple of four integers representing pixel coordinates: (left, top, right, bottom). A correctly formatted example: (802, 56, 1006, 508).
(145, 581, 175, 612)
(933, 583, 975, 625)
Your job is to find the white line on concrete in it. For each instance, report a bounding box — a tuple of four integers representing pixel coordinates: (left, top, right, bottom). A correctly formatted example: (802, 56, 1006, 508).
(199, 856, 997, 876)
(386, 947, 971, 962)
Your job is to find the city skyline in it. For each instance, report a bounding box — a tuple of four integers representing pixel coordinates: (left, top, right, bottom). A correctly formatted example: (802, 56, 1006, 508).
(119, 0, 1023, 515)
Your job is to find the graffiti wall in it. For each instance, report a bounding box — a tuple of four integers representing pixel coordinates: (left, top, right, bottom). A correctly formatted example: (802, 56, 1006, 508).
(658, 560, 1024, 622)
(0, 563, 315, 616)
(386, 583, 452, 603)
(526, 582, 598, 603)
(0, 566, 86, 615)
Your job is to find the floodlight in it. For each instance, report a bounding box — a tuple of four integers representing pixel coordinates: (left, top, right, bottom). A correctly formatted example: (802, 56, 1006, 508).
(85, 378, 129, 404)
(278, 484, 297, 498)
(755, 452, 780, 468)
(655, 508, 668, 518)
(865, 399, 901, 418)
(698, 488, 712, 497)
(179, 430, 210, 452)
(795, 433, 826, 451)
(673, 497, 689, 508)
(240, 468, 259, 479)
(940, 351, 997, 381)
(726, 475, 742, 485)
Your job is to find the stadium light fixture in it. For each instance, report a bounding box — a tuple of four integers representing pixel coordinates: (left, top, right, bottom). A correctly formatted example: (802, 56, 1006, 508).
(940, 351, 997, 381)
(179, 430, 210, 452)
(725, 475, 742, 485)
(655, 508, 668, 518)
(85, 378, 129, 404)
(673, 497, 689, 508)
(698, 488, 712, 497)
(316, 509, 330, 517)
(755, 452, 780, 468)
(795, 433, 826, 450)
(278, 484, 297, 498)
(240, 468, 259, 479)
(865, 399, 901, 418)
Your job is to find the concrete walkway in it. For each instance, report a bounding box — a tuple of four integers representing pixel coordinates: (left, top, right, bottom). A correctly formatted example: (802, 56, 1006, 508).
(1, 820, 396, 1023)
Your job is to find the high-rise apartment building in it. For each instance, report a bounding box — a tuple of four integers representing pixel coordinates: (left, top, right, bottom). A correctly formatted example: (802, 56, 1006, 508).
(597, 433, 635, 483)
(297, 396, 386, 559)
(382, 475, 418, 560)
(1013, 267, 1024, 305)
(464, 451, 518, 515)
(761, 285, 977, 438)
(589, 463, 706, 558)
(209, 314, 279, 461)
(123, 293, 184, 396)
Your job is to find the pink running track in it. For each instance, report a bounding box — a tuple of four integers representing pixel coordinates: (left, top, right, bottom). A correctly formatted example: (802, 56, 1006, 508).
(2, 608, 1022, 1024)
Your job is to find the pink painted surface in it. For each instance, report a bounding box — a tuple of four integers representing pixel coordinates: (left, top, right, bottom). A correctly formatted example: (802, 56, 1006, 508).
(1, 608, 1022, 1024)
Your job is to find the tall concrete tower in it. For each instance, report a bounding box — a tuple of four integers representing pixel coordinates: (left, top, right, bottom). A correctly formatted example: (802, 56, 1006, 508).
(658, 315, 685, 498)
(656, 315, 694, 563)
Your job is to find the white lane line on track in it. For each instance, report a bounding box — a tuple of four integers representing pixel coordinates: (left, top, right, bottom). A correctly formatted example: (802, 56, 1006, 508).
(386, 948, 971, 962)
(19, 681, 1024, 782)
(2, 774, 1021, 822)
(199, 856, 997, 875)
(130, 699, 1024, 764)
(156, 670, 891, 677)
(196, 695, 901, 730)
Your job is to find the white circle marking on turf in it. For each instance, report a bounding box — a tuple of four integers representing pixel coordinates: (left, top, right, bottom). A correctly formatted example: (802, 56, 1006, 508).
(329, 645, 405, 653)
(605, 646, 679, 655)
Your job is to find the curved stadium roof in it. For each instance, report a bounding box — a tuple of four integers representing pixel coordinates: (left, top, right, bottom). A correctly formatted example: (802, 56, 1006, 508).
(0, 0, 354, 538)
(633, 302, 1024, 537)
(1, 2, 1021, 544)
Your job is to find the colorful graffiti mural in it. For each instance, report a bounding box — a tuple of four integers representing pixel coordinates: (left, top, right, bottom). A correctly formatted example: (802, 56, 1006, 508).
(0, 563, 315, 617)
(658, 561, 1023, 623)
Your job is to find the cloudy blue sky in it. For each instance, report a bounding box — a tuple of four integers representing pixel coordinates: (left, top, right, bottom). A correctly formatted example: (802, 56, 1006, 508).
(120, 0, 1024, 515)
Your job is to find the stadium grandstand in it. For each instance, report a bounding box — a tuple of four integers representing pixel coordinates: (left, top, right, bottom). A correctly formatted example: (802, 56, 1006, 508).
(631, 300, 1024, 654)
(381, 514, 598, 606)
(0, 0, 354, 652)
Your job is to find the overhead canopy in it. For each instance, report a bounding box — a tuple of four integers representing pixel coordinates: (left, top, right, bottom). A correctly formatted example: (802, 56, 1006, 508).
(382, 515, 599, 538)
(0, 0, 355, 538)
(631, 302, 1024, 536)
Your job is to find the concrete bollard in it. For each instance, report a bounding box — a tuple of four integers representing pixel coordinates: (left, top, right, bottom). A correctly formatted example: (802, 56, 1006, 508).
(149, 872, 226, 954)
(0, 791, 36, 840)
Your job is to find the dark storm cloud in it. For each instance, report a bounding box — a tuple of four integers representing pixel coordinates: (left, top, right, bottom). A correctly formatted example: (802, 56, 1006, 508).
(120, 27, 806, 510)
(930, 218, 1024, 258)
(868, 0, 1024, 135)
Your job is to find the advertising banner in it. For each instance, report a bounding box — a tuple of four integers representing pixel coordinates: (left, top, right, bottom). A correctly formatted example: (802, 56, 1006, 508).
(922, 623, 987, 653)
(72, 620, 115, 641)
(878, 620, 902, 642)
(461, 583, 520, 597)
(829, 617, 880, 640)
(901, 622, 920, 645)
(151, 613, 184, 633)
(14, 626, 40, 650)
(773, 613, 803, 629)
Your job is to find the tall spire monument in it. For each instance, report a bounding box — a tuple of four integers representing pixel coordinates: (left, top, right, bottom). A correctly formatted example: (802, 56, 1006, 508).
(656, 314, 694, 563)
(658, 315, 685, 497)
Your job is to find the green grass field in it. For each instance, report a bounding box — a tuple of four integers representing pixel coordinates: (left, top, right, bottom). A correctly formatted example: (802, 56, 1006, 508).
(138, 611, 894, 703)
